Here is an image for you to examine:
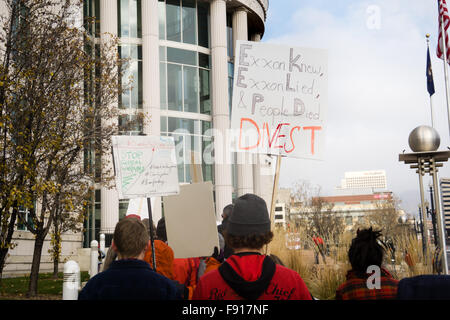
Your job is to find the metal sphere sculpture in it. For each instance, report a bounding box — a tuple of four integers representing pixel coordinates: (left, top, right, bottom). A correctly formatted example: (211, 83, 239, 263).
(408, 125, 440, 152)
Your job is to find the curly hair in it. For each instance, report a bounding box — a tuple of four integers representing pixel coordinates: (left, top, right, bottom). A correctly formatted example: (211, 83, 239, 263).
(348, 227, 385, 278)
(224, 231, 274, 250)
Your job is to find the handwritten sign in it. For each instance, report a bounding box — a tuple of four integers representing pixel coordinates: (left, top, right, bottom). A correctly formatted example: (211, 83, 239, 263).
(126, 197, 155, 219)
(231, 41, 328, 160)
(111, 135, 179, 199)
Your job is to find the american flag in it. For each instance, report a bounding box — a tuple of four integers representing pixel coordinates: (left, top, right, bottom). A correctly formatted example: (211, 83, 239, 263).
(438, 0, 450, 62)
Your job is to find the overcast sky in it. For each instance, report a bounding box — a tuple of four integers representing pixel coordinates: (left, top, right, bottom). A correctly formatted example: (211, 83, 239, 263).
(262, 0, 450, 216)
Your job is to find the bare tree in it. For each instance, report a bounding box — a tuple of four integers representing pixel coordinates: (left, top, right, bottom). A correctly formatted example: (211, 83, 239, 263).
(357, 196, 402, 241)
(291, 181, 345, 248)
(0, 0, 130, 296)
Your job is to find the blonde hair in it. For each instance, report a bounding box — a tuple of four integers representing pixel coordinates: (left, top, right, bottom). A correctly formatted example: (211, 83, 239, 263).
(113, 218, 149, 258)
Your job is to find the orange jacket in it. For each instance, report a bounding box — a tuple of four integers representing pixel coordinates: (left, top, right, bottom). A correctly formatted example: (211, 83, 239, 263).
(143, 240, 175, 280)
(173, 257, 200, 287)
(203, 257, 221, 275)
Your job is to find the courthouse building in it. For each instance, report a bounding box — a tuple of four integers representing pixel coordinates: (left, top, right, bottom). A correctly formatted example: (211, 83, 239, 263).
(2, 0, 274, 274)
(87, 0, 273, 246)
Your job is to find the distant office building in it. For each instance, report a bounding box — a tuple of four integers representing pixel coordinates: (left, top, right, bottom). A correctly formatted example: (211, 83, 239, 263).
(335, 170, 387, 195)
(439, 178, 450, 242)
(289, 192, 397, 231)
(274, 203, 288, 229)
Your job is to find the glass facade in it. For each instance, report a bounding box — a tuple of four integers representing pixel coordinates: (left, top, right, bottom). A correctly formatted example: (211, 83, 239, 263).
(160, 46, 210, 115)
(160, 116, 213, 184)
(159, 0, 210, 48)
(80, 0, 270, 246)
(119, 45, 143, 111)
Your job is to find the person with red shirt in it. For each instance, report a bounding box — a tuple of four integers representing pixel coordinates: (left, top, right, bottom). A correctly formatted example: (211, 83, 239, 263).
(192, 194, 312, 300)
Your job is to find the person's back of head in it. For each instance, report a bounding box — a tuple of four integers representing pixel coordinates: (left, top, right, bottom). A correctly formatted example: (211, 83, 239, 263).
(156, 217, 167, 242)
(348, 227, 384, 277)
(113, 218, 149, 259)
(222, 204, 234, 221)
(224, 194, 273, 251)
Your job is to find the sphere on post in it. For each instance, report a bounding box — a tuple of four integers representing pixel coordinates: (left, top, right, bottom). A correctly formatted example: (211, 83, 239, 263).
(408, 125, 440, 152)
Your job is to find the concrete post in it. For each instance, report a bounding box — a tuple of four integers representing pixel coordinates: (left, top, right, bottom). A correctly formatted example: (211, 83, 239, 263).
(90, 240, 99, 278)
(63, 261, 80, 300)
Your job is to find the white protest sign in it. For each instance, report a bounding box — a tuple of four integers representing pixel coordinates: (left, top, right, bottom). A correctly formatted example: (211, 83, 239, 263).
(111, 135, 179, 199)
(231, 41, 328, 160)
(126, 197, 156, 219)
(163, 182, 219, 259)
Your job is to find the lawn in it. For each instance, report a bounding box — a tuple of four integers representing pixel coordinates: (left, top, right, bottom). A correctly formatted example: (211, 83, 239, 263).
(0, 272, 90, 300)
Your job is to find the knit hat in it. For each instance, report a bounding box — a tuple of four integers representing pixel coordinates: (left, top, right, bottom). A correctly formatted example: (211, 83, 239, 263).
(226, 194, 270, 236)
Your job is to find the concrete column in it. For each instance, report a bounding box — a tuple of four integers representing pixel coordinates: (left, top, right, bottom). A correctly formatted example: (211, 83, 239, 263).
(232, 7, 253, 196)
(251, 33, 262, 42)
(211, 0, 233, 220)
(100, 0, 119, 236)
(142, 0, 162, 223)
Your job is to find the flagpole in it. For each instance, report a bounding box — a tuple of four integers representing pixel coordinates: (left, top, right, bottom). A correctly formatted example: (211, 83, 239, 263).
(427, 34, 436, 128)
(439, 1, 450, 135)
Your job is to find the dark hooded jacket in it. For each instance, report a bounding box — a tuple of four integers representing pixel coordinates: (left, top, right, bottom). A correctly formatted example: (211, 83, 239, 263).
(192, 252, 311, 300)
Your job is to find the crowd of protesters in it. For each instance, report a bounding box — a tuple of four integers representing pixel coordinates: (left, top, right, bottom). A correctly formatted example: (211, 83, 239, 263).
(79, 193, 450, 300)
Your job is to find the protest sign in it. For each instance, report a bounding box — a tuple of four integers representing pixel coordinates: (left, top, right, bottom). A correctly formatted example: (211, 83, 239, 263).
(126, 197, 156, 219)
(163, 182, 219, 259)
(111, 135, 179, 199)
(231, 41, 328, 160)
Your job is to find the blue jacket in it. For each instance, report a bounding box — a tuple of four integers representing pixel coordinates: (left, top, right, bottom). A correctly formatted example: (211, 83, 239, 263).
(397, 275, 450, 300)
(79, 259, 181, 300)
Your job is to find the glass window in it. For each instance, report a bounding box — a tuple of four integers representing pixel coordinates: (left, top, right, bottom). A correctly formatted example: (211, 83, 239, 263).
(183, 66, 199, 113)
(228, 62, 234, 114)
(168, 117, 195, 134)
(198, 53, 210, 69)
(17, 206, 32, 231)
(119, 0, 129, 37)
(129, 0, 138, 38)
(167, 47, 197, 66)
(161, 116, 168, 132)
(159, 0, 166, 40)
(160, 62, 167, 109)
(119, 45, 143, 109)
(202, 162, 213, 183)
(119, 0, 142, 38)
(197, 1, 209, 48)
(226, 13, 233, 58)
(119, 114, 143, 134)
(182, 0, 196, 45)
(167, 63, 183, 111)
(159, 46, 166, 61)
(202, 120, 211, 135)
(119, 200, 129, 220)
(199, 69, 210, 115)
(166, 0, 181, 42)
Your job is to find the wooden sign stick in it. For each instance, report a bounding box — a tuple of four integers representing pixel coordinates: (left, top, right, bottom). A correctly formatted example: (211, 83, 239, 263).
(265, 154, 282, 255)
(146, 197, 157, 271)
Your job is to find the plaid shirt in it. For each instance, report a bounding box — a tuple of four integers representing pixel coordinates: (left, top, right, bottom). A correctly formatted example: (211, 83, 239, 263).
(335, 268, 399, 300)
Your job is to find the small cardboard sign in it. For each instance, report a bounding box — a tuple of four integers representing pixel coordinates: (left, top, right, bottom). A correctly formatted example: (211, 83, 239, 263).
(163, 182, 219, 259)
